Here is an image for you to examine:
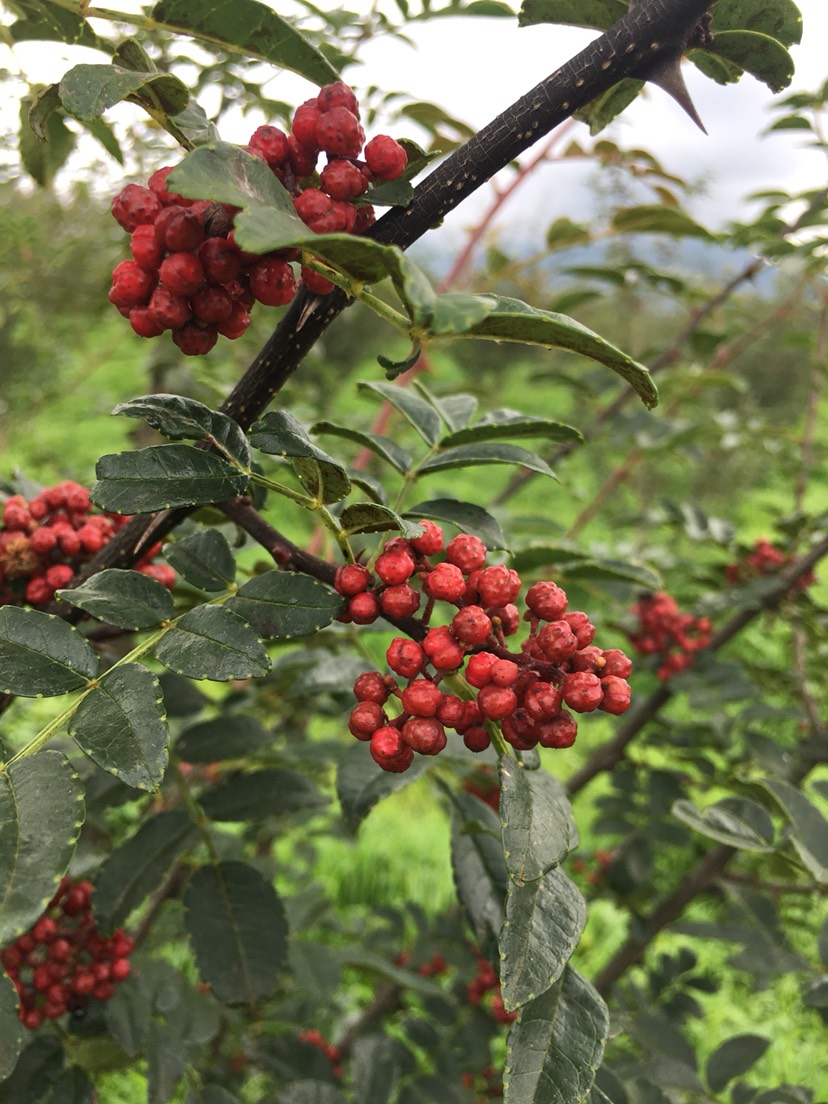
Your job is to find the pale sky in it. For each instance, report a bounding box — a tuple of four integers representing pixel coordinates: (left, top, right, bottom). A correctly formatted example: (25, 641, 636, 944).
(4, 1, 827, 237)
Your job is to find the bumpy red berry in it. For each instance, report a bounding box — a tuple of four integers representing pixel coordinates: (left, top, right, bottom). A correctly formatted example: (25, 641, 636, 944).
(364, 134, 408, 181)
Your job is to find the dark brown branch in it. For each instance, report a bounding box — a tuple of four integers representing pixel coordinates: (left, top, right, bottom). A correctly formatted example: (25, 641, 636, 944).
(219, 497, 426, 641)
(593, 750, 822, 997)
(566, 533, 828, 796)
(57, 0, 715, 579)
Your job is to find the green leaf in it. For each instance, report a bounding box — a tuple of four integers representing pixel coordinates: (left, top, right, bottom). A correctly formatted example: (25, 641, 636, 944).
(164, 531, 237, 592)
(19, 94, 75, 187)
(0, 965, 24, 1080)
(0, 751, 85, 945)
(310, 422, 413, 475)
(8, 0, 104, 48)
(611, 205, 717, 240)
(546, 217, 593, 251)
(504, 967, 608, 1104)
(228, 571, 343, 639)
(337, 745, 432, 831)
(0, 1037, 64, 1103)
(0, 606, 98, 697)
(413, 384, 478, 432)
(357, 381, 443, 446)
(501, 868, 587, 1010)
(59, 64, 188, 121)
(150, 0, 339, 84)
(706, 1035, 770, 1093)
(518, 0, 623, 31)
(672, 798, 777, 852)
(712, 0, 802, 46)
(56, 568, 174, 629)
(418, 443, 557, 480)
(339, 504, 425, 539)
(451, 792, 508, 955)
(404, 499, 508, 550)
(114, 394, 251, 467)
(69, 664, 168, 792)
(427, 292, 497, 337)
(706, 30, 795, 92)
(175, 715, 272, 763)
(200, 769, 328, 821)
(185, 861, 287, 1004)
(752, 778, 828, 882)
(277, 1084, 347, 1104)
(249, 411, 351, 504)
(168, 145, 399, 278)
(439, 412, 582, 448)
(154, 606, 270, 681)
(351, 1036, 399, 1104)
(575, 79, 644, 135)
(339, 950, 444, 996)
(462, 296, 658, 409)
(92, 445, 249, 513)
(500, 759, 579, 884)
(95, 811, 197, 927)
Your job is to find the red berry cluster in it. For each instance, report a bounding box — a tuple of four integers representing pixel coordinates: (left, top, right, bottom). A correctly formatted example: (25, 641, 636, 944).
(298, 1029, 343, 1078)
(0, 878, 133, 1030)
(108, 81, 408, 356)
(626, 591, 713, 680)
(462, 767, 500, 813)
(394, 949, 450, 977)
(0, 482, 174, 608)
(466, 952, 517, 1026)
(339, 524, 633, 772)
(726, 538, 815, 592)
(571, 848, 616, 887)
(460, 1066, 503, 1102)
